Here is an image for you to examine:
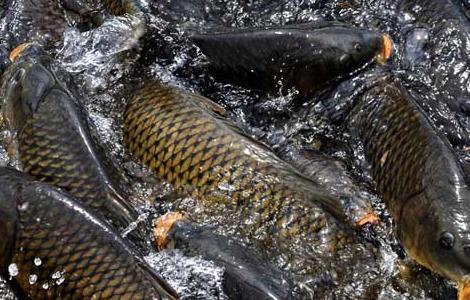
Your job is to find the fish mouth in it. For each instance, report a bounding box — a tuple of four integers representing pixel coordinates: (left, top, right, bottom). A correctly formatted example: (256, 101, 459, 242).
(354, 211, 380, 228)
(459, 280, 470, 300)
(153, 212, 185, 250)
(375, 34, 393, 64)
(9, 43, 31, 62)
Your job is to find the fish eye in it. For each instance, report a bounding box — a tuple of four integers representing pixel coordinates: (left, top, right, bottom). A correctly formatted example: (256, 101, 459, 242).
(439, 231, 455, 250)
(354, 43, 362, 52)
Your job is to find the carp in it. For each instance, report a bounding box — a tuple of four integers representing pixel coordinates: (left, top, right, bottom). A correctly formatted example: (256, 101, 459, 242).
(1, 43, 145, 246)
(123, 80, 376, 253)
(397, 0, 470, 117)
(191, 22, 392, 97)
(0, 167, 178, 299)
(154, 212, 299, 300)
(0, 0, 145, 53)
(348, 75, 470, 300)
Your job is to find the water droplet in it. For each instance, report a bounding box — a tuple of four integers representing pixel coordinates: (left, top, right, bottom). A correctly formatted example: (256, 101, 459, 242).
(8, 264, 18, 277)
(29, 274, 38, 285)
(56, 276, 65, 286)
(34, 257, 42, 266)
(51, 271, 62, 279)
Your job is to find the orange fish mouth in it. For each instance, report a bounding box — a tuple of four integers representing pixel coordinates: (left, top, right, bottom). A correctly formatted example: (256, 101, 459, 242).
(459, 281, 470, 300)
(376, 34, 393, 64)
(9, 43, 31, 62)
(153, 212, 185, 250)
(354, 211, 381, 228)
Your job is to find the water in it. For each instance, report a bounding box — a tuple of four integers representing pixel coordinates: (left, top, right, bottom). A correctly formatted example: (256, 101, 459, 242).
(1, 0, 469, 299)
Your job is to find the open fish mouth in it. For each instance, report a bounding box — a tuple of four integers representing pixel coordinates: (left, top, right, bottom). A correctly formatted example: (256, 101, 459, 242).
(376, 34, 393, 64)
(9, 43, 30, 62)
(459, 280, 470, 300)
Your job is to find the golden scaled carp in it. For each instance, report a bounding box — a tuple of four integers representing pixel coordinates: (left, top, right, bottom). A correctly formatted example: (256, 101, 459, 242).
(191, 21, 392, 97)
(0, 44, 145, 247)
(0, 167, 178, 300)
(124, 80, 375, 249)
(348, 75, 470, 300)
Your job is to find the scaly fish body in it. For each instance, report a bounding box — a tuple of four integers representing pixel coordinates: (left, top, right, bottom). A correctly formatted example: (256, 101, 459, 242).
(124, 80, 357, 252)
(349, 75, 470, 293)
(191, 22, 391, 97)
(0, 167, 178, 299)
(1, 44, 144, 245)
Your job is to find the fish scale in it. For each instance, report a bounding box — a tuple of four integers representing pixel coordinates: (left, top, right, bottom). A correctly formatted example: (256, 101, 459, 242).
(346, 76, 470, 294)
(1, 51, 146, 250)
(0, 168, 177, 299)
(351, 82, 430, 216)
(124, 81, 351, 252)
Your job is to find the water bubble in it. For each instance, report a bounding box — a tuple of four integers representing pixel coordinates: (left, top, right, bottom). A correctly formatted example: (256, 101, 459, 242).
(34, 257, 42, 266)
(8, 264, 18, 277)
(28, 274, 38, 285)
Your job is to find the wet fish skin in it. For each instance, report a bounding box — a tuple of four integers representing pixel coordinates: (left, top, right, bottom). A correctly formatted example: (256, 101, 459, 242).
(157, 216, 299, 300)
(349, 76, 470, 286)
(276, 146, 378, 227)
(0, 167, 178, 300)
(1, 45, 145, 246)
(0, 0, 94, 50)
(0, 0, 144, 52)
(399, 0, 470, 116)
(124, 80, 356, 252)
(191, 22, 386, 97)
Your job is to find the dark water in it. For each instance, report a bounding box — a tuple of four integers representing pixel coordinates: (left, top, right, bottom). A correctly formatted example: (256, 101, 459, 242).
(1, 0, 469, 299)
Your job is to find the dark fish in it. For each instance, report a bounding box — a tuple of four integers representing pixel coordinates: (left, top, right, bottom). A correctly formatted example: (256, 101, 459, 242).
(0, 167, 178, 299)
(191, 22, 392, 97)
(399, 0, 470, 116)
(123, 80, 369, 255)
(1, 44, 145, 247)
(0, 0, 144, 52)
(348, 75, 470, 298)
(154, 212, 299, 300)
(0, 0, 94, 50)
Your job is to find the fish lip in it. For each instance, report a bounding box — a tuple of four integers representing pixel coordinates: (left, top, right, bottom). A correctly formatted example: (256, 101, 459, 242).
(376, 34, 393, 64)
(154, 212, 185, 250)
(458, 278, 470, 300)
(9, 43, 31, 62)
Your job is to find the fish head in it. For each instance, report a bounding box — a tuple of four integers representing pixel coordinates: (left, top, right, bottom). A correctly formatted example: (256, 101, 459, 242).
(1, 43, 56, 131)
(399, 175, 470, 291)
(314, 26, 392, 71)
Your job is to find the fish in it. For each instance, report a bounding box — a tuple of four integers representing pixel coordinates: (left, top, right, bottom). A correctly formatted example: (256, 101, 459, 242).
(1, 43, 146, 247)
(190, 22, 392, 97)
(0, 0, 144, 52)
(154, 212, 300, 300)
(398, 0, 470, 142)
(276, 146, 379, 228)
(348, 74, 470, 300)
(123, 80, 373, 254)
(0, 167, 178, 299)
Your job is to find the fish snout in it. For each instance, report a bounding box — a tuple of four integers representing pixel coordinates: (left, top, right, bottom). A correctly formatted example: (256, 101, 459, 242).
(9, 43, 46, 63)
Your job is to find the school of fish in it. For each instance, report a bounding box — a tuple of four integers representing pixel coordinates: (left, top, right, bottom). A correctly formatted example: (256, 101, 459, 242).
(0, 0, 469, 299)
